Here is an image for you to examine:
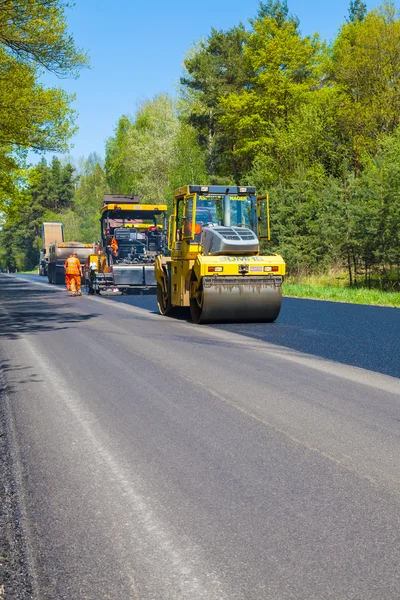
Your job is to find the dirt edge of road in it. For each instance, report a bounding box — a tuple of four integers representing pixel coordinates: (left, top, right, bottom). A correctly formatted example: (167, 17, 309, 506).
(0, 365, 34, 599)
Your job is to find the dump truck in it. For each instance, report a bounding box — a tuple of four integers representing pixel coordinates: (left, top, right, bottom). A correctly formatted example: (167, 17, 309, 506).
(39, 222, 64, 276)
(84, 194, 167, 294)
(47, 241, 95, 284)
(154, 185, 286, 323)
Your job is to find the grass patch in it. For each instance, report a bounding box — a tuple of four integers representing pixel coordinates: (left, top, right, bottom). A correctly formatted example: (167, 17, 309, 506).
(283, 282, 400, 308)
(19, 267, 39, 274)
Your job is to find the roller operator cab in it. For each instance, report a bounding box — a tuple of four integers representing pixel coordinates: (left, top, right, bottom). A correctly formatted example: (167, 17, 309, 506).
(154, 185, 286, 323)
(84, 194, 168, 294)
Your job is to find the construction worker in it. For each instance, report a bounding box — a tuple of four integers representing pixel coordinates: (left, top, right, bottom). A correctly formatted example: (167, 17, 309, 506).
(64, 251, 82, 296)
(110, 237, 119, 257)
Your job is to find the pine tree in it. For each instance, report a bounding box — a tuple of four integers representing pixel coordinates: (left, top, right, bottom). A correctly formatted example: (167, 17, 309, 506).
(347, 0, 367, 23)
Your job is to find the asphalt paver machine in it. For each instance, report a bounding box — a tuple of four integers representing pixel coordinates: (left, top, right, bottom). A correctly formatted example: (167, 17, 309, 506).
(155, 185, 286, 323)
(85, 194, 167, 294)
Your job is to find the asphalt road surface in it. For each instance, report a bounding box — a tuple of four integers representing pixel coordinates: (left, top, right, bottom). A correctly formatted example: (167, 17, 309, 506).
(1, 274, 400, 599)
(16, 273, 400, 378)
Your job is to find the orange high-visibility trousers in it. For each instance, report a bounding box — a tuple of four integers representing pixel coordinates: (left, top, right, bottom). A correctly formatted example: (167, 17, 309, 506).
(70, 275, 81, 294)
(65, 274, 71, 291)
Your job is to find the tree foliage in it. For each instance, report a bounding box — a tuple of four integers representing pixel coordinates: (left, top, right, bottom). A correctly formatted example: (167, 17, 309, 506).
(181, 25, 249, 176)
(328, 2, 400, 175)
(0, 157, 76, 270)
(0, 0, 88, 210)
(348, 0, 367, 23)
(0, 0, 88, 76)
(0, 50, 76, 151)
(178, 0, 400, 288)
(220, 13, 323, 179)
(105, 94, 207, 208)
(3, 1, 400, 289)
(74, 154, 109, 243)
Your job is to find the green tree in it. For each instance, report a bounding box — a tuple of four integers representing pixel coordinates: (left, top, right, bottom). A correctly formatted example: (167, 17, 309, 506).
(220, 12, 323, 179)
(0, 156, 76, 269)
(168, 123, 208, 204)
(0, 50, 77, 195)
(29, 157, 75, 212)
(351, 129, 400, 287)
(105, 94, 207, 207)
(105, 115, 136, 194)
(347, 0, 367, 23)
(328, 2, 400, 175)
(0, 0, 88, 207)
(74, 153, 109, 242)
(255, 1, 299, 28)
(181, 24, 249, 177)
(0, 0, 88, 76)
(128, 95, 180, 204)
(0, 187, 44, 271)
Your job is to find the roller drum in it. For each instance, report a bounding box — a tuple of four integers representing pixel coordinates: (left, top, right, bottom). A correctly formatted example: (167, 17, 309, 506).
(190, 276, 282, 324)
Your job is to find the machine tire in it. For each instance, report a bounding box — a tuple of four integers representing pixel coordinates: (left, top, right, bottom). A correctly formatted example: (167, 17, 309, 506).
(189, 272, 204, 324)
(157, 278, 173, 316)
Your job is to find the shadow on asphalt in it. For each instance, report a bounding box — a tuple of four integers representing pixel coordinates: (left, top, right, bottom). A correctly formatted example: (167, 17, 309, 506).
(0, 359, 44, 396)
(0, 276, 99, 340)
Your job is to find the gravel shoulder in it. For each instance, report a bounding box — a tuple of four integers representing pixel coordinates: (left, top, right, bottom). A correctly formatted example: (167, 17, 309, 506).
(0, 364, 34, 599)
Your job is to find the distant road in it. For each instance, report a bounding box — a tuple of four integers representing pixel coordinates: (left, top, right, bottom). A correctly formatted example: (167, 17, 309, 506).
(17, 273, 400, 378)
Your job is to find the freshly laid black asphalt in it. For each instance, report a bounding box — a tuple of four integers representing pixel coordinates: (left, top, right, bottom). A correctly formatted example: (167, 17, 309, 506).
(1, 274, 400, 599)
(110, 290, 400, 379)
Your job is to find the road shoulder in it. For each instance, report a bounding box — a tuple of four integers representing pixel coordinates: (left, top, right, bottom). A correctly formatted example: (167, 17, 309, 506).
(0, 362, 35, 599)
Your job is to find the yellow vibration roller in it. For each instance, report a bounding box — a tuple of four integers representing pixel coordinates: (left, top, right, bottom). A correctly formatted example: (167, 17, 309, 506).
(154, 185, 286, 324)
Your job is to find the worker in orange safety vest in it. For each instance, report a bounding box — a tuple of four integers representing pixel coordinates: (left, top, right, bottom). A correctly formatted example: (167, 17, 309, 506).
(64, 251, 82, 296)
(110, 237, 119, 256)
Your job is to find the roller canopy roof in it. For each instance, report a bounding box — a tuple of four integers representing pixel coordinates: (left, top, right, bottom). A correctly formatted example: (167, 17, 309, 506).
(174, 185, 256, 197)
(103, 194, 140, 205)
(100, 204, 168, 219)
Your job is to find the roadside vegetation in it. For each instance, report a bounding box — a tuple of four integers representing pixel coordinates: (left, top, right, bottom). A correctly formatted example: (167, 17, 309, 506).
(0, 0, 399, 308)
(0, 0, 88, 270)
(283, 280, 400, 308)
(283, 269, 400, 306)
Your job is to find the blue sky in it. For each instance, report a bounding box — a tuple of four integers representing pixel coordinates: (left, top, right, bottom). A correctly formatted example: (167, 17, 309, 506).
(38, 0, 385, 164)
